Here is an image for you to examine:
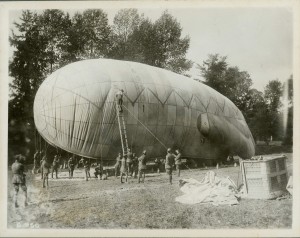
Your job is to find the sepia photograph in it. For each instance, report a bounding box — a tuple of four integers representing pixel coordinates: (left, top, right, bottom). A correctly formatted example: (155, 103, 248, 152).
(0, 0, 299, 237)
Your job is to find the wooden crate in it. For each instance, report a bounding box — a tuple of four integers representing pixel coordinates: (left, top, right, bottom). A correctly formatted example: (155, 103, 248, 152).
(240, 155, 288, 199)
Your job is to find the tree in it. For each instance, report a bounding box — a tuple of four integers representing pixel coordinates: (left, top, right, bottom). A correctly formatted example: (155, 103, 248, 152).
(109, 9, 192, 74)
(151, 11, 192, 74)
(198, 54, 252, 113)
(109, 8, 142, 59)
(71, 9, 111, 59)
(264, 79, 283, 140)
(244, 89, 269, 143)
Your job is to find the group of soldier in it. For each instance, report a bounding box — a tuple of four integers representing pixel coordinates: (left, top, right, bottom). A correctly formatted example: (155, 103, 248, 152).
(114, 147, 182, 185)
(11, 146, 182, 208)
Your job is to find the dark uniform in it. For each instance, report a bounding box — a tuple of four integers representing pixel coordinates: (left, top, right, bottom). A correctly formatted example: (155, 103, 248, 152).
(40, 157, 45, 179)
(132, 153, 138, 178)
(51, 156, 60, 179)
(120, 157, 128, 183)
(12, 155, 27, 207)
(126, 149, 133, 176)
(94, 163, 103, 179)
(174, 150, 182, 177)
(32, 151, 39, 174)
(114, 154, 121, 177)
(154, 158, 162, 174)
(116, 89, 124, 112)
(68, 157, 75, 178)
(165, 150, 175, 185)
(84, 160, 91, 181)
(138, 151, 147, 183)
(42, 157, 51, 188)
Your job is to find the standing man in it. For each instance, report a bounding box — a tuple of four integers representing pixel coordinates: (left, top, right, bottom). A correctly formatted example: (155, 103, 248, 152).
(154, 158, 162, 174)
(12, 154, 28, 208)
(138, 150, 147, 183)
(126, 148, 133, 176)
(174, 149, 182, 177)
(68, 155, 76, 179)
(94, 162, 103, 179)
(120, 156, 128, 183)
(132, 153, 138, 178)
(51, 155, 60, 179)
(114, 153, 122, 178)
(32, 151, 39, 174)
(40, 151, 45, 179)
(84, 159, 91, 181)
(165, 148, 175, 185)
(115, 89, 124, 112)
(42, 155, 51, 188)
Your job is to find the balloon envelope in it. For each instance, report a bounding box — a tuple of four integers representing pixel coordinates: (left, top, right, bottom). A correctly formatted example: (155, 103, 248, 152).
(34, 59, 255, 162)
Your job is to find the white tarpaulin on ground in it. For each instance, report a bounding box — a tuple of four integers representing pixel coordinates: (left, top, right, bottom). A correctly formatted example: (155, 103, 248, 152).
(176, 171, 240, 206)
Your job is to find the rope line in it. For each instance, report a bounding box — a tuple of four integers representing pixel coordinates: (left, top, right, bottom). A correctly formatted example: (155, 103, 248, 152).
(122, 104, 168, 150)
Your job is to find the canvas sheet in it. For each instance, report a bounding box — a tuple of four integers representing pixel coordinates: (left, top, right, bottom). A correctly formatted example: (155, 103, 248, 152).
(175, 171, 240, 206)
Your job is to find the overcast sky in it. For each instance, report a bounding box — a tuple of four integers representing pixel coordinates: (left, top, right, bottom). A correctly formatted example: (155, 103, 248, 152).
(9, 7, 293, 92)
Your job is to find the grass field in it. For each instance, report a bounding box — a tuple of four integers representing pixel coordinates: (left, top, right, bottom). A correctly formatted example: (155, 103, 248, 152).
(7, 153, 293, 229)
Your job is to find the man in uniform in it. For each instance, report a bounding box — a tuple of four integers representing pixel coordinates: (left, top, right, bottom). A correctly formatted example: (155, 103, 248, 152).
(84, 159, 91, 181)
(12, 154, 28, 208)
(138, 150, 147, 183)
(115, 89, 124, 112)
(165, 148, 175, 185)
(120, 156, 128, 183)
(39, 151, 45, 179)
(68, 155, 76, 179)
(132, 153, 138, 178)
(94, 162, 103, 179)
(51, 155, 60, 179)
(41, 155, 51, 188)
(154, 157, 162, 174)
(174, 149, 182, 177)
(32, 151, 39, 174)
(114, 153, 122, 178)
(126, 148, 133, 176)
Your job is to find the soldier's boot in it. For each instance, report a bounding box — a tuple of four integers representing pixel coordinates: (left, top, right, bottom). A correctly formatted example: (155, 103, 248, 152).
(121, 175, 124, 183)
(169, 175, 172, 185)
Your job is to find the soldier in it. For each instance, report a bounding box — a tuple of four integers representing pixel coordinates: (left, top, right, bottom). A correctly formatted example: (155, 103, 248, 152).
(174, 149, 182, 177)
(120, 156, 128, 183)
(115, 89, 124, 112)
(41, 155, 51, 188)
(51, 155, 60, 179)
(32, 151, 39, 174)
(68, 155, 76, 179)
(12, 154, 28, 208)
(132, 153, 138, 178)
(138, 150, 147, 183)
(126, 148, 133, 176)
(165, 148, 175, 185)
(154, 157, 162, 174)
(84, 159, 91, 181)
(78, 157, 85, 168)
(114, 153, 122, 178)
(94, 163, 103, 179)
(39, 151, 45, 179)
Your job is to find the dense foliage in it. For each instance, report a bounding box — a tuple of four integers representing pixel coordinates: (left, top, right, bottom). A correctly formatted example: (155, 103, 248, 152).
(198, 54, 292, 144)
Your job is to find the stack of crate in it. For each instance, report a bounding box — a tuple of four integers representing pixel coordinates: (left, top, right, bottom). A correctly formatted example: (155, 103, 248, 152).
(240, 155, 288, 199)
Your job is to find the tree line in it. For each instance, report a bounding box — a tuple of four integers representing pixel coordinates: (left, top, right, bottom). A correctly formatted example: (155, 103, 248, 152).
(9, 9, 292, 161)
